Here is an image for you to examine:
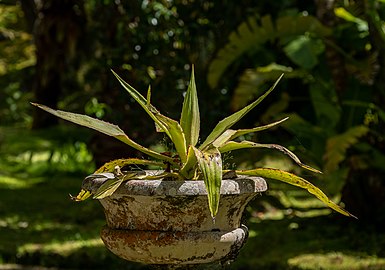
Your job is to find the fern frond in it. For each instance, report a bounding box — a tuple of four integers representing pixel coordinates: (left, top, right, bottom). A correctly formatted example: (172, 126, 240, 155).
(208, 14, 331, 88)
(324, 126, 369, 173)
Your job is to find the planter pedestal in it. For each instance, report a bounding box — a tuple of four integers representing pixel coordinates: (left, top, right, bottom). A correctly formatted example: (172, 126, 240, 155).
(101, 226, 248, 266)
(82, 173, 267, 267)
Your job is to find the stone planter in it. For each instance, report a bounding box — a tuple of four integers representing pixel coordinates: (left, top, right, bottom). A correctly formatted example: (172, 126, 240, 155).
(82, 172, 267, 267)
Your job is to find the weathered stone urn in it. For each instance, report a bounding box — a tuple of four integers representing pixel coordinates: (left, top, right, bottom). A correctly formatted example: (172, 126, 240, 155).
(82, 172, 267, 267)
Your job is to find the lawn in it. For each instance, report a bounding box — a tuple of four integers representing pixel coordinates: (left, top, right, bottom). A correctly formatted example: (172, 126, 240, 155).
(1, 126, 384, 269)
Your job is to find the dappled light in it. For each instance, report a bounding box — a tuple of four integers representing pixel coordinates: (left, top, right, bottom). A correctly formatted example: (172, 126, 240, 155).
(1, 0, 385, 269)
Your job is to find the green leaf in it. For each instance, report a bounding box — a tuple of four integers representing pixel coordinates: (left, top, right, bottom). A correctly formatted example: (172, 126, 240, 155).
(334, 7, 368, 31)
(193, 147, 222, 218)
(180, 66, 200, 147)
(236, 168, 356, 218)
(154, 112, 187, 162)
(213, 117, 289, 149)
(284, 35, 324, 69)
(212, 130, 237, 148)
(93, 178, 125, 199)
(111, 70, 168, 134)
(200, 74, 283, 150)
(93, 171, 179, 199)
(70, 189, 92, 202)
(228, 117, 289, 141)
(219, 141, 321, 173)
(95, 158, 166, 173)
(179, 146, 198, 179)
(112, 70, 187, 162)
(31, 103, 175, 164)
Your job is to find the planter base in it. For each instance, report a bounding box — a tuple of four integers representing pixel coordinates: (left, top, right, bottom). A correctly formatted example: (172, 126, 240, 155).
(101, 225, 248, 265)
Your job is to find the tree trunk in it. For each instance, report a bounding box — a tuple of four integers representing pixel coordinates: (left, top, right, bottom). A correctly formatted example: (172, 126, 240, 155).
(30, 0, 85, 128)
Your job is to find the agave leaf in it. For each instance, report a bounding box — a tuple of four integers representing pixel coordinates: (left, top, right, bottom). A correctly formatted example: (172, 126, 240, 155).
(93, 171, 174, 199)
(193, 146, 222, 218)
(180, 66, 200, 147)
(180, 146, 198, 179)
(146, 85, 152, 106)
(93, 178, 125, 199)
(200, 74, 283, 150)
(31, 103, 175, 164)
(93, 170, 180, 199)
(212, 117, 289, 148)
(93, 170, 145, 199)
(142, 171, 180, 180)
(154, 112, 188, 162)
(112, 70, 187, 162)
(112, 70, 169, 134)
(219, 141, 321, 174)
(70, 189, 92, 201)
(236, 168, 356, 218)
(95, 158, 166, 173)
(229, 117, 289, 140)
(212, 130, 237, 148)
(146, 86, 165, 133)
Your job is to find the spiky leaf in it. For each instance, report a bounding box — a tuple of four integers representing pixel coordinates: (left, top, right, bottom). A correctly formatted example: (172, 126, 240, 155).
(236, 168, 356, 218)
(212, 117, 289, 148)
(193, 147, 222, 218)
(180, 66, 200, 147)
(112, 70, 187, 162)
(70, 189, 92, 202)
(219, 141, 321, 173)
(179, 146, 198, 179)
(93, 171, 179, 199)
(95, 158, 166, 173)
(200, 74, 283, 150)
(31, 103, 175, 163)
(229, 117, 289, 141)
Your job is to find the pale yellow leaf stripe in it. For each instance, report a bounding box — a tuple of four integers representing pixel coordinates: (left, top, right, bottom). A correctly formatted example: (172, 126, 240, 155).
(193, 147, 222, 218)
(236, 168, 357, 218)
(219, 141, 321, 174)
(95, 158, 166, 173)
(31, 103, 176, 164)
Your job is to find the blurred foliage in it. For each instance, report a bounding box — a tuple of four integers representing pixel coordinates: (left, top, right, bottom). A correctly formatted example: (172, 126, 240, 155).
(0, 3, 35, 125)
(207, 0, 385, 223)
(0, 0, 384, 220)
(1, 0, 385, 267)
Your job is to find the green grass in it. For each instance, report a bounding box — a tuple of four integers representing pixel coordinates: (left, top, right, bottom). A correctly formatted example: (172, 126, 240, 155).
(0, 126, 384, 269)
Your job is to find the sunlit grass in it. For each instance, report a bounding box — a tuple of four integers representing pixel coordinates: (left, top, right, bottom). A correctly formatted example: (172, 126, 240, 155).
(18, 238, 104, 257)
(1, 125, 385, 269)
(0, 175, 35, 189)
(288, 252, 385, 270)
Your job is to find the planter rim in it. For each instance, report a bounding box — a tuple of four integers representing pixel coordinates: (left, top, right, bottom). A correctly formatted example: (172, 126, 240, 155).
(82, 172, 267, 197)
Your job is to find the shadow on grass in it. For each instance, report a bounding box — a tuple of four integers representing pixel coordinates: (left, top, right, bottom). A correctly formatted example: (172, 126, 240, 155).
(1, 126, 385, 269)
(0, 172, 150, 269)
(232, 207, 385, 269)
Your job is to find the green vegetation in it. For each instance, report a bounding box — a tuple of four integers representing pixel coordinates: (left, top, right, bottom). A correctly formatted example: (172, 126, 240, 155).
(1, 0, 385, 268)
(33, 70, 353, 219)
(1, 127, 384, 269)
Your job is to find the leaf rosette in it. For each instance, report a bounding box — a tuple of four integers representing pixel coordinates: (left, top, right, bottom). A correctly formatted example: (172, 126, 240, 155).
(32, 67, 356, 219)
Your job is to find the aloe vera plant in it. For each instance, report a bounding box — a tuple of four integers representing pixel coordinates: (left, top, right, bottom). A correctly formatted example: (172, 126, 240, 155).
(32, 68, 356, 219)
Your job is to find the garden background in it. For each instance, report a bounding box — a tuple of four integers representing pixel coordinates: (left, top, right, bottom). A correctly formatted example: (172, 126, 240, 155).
(1, 0, 385, 269)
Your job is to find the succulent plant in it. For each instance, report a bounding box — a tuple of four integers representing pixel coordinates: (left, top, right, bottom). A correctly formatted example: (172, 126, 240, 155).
(32, 67, 355, 219)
